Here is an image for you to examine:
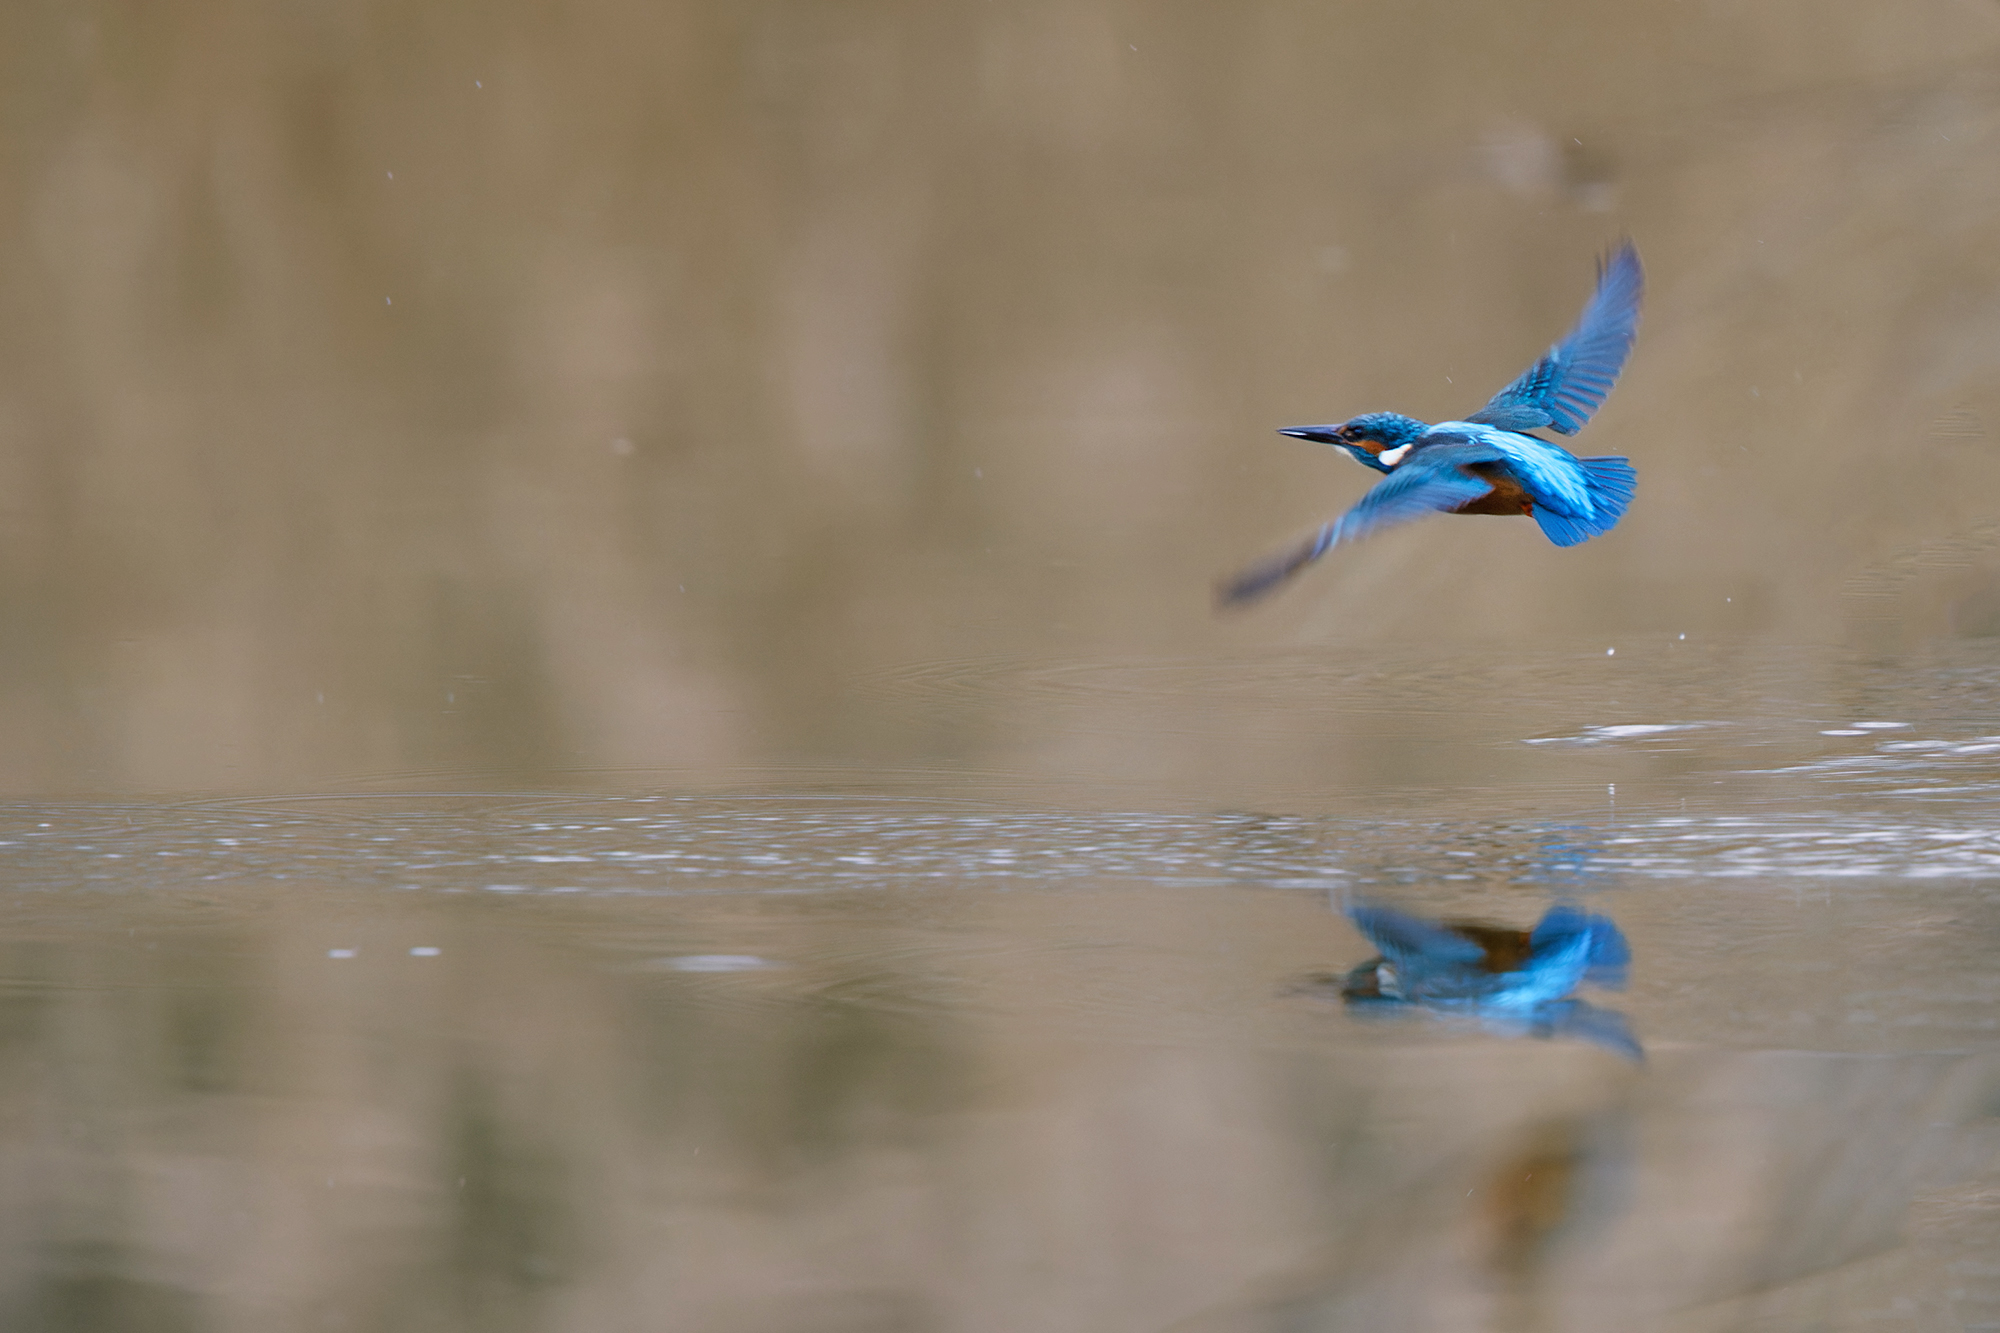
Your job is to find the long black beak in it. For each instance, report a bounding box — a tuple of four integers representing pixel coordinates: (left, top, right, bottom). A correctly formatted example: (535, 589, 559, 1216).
(1278, 426, 1342, 444)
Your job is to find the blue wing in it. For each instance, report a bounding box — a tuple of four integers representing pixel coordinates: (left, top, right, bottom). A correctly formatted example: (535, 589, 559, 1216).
(1346, 903, 1486, 966)
(1530, 999, 1644, 1061)
(1468, 242, 1643, 436)
(1529, 905, 1631, 989)
(1216, 443, 1501, 605)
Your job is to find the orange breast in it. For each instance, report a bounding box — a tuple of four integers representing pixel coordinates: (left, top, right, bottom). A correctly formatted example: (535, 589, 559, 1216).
(1440, 922, 1536, 973)
(1451, 463, 1534, 516)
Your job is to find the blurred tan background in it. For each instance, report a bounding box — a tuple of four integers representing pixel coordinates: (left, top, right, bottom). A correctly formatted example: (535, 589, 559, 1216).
(3, 0, 2000, 794)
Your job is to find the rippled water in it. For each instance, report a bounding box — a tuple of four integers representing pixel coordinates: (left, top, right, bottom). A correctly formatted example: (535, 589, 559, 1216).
(11, 785, 2000, 895)
(1, 690, 1996, 1331)
(7, 638, 2000, 1331)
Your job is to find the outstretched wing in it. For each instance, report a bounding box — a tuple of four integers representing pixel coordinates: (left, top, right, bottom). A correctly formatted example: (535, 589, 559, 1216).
(1346, 902, 1487, 966)
(1468, 242, 1643, 436)
(1216, 445, 1499, 606)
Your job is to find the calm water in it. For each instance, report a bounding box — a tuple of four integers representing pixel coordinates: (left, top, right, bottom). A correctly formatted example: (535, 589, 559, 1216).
(6, 0, 2000, 1329)
(2, 653, 1997, 1332)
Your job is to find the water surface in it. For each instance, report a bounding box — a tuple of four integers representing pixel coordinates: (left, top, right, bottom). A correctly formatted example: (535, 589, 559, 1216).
(2, 682, 1997, 1330)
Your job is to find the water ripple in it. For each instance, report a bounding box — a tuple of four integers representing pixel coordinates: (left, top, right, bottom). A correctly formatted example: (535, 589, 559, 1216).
(2, 797, 1997, 895)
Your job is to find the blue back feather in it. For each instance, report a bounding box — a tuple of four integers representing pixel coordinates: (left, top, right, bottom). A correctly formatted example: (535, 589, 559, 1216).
(1532, 455, 1636, 546)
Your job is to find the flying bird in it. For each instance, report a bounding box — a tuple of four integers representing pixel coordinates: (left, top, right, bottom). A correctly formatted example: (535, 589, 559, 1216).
(1331, 899, 1640, 1060)
(1338, 900, 1631, 1010)
(1219, 243, 1643, 606)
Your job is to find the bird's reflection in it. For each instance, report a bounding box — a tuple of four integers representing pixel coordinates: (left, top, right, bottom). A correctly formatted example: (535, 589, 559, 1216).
(1331, 900, 1641, 1060)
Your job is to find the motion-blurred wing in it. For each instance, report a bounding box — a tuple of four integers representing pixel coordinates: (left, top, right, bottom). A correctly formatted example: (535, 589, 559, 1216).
(1531, 998, 1644, 1061)
(1346, 902, 1487, 966)
(1469, 242, 1643, 436)
(1216, 450, 1497, 606)
(1530, 904, 1632, 989)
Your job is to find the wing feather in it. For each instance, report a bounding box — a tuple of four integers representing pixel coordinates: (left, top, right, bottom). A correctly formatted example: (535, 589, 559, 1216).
(1468, 242, 1643, 436)
(1348, 902, 1488, 965)
(1216, 444, 1500, 605)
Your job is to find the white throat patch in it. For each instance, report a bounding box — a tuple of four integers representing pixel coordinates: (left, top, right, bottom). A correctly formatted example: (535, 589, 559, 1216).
(1377, 443, 1413, 467)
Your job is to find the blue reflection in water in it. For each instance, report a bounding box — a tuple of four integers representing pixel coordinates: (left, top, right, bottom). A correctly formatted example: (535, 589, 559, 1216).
(1337, 901, 1641, 1060)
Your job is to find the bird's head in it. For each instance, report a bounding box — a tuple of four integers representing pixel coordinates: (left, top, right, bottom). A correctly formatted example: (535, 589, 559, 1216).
(1279, 412, 1427, 472)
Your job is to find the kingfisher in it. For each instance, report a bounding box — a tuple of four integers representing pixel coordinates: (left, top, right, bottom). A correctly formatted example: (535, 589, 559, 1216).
(1219, 242, 1643, 606)
(1338, 900, 1630, 1010)
(1333, 900, 1640, 1059)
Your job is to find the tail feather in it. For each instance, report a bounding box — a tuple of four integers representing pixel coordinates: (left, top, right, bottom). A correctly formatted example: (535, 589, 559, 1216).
(1535, 456, 1635, 547)
(1582, 456, 1636, 513)
(1534, 508, 1596, 546)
